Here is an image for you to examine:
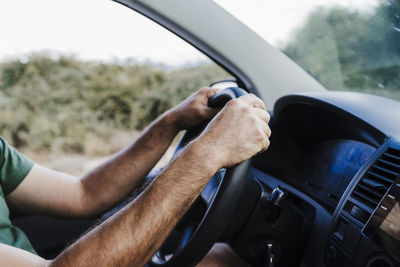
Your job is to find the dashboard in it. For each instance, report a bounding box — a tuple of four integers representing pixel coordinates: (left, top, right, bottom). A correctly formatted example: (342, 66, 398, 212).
(237, 92, 400, 267)
(282, 139, 375, 212)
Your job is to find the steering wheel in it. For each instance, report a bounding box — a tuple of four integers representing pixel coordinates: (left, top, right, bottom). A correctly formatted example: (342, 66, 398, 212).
(149, 87, 251, 267)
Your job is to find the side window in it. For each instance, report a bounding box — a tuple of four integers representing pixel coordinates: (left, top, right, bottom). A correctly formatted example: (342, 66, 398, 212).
(0, 0, 231, 175)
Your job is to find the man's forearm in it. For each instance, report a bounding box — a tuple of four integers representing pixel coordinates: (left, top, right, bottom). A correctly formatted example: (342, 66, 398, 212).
(50, 140, 219, 266)
(80, 111, 180, 217)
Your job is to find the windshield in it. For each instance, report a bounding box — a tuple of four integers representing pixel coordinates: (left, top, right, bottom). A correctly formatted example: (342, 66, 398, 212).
(214, 0, 400, 101)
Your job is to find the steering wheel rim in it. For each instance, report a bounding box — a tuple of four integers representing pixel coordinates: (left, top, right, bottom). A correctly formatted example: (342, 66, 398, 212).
(149, 87, 250, 267)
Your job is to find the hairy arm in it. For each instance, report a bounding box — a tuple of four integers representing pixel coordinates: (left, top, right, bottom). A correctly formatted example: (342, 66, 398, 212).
(0, 140, 219, 267)
(6, 112, 178, 218)
(51, 141, 219, 266)
(80, 111, 180, 217)
(7, 88, 220, 218)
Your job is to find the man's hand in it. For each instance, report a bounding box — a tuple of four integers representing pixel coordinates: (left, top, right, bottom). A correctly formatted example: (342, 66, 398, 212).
(168, 87, 221, 130)
(195, 93, 271, 168)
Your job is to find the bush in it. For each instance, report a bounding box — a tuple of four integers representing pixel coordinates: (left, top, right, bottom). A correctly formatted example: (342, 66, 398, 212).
(0, 54, 230, 155)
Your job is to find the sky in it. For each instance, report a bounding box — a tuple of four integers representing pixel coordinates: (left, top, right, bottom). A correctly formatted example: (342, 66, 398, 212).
(0, 0, 377, 66)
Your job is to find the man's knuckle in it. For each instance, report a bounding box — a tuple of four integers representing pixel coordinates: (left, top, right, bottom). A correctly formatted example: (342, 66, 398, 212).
(249, 93, 259, 101)
(255, 98, 264, 106)
(198, 87, 209, 94)
(240, 104, 251, 114)
(249, 93, 258, 100)
(267, 127, 272, 137)
(265, 112, 271, 122)
(255, 129, 265, 141)
(226, 99, 239, 109)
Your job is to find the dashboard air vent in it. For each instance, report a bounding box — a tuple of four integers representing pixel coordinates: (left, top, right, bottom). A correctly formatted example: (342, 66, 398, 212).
(352, 147, 400, 210)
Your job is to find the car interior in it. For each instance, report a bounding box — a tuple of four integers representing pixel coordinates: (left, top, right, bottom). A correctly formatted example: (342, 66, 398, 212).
(11, 83, 400, 267)
(6, 0, 400, 266)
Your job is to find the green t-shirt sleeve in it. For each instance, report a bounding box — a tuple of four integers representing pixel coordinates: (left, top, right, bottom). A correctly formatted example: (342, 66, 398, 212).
(0, 137, 34, 196)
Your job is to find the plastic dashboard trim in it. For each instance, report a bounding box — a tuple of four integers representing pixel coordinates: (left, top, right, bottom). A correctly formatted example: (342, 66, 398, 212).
(250, 168, 332, 267)
(274, 93, 388, 147)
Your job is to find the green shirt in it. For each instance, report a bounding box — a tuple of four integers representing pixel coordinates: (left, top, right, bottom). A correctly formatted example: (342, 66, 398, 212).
(0, 137, 36, 254)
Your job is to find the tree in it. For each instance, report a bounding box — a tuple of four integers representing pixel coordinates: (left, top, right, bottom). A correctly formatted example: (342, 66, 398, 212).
(283, 0, 400, 97)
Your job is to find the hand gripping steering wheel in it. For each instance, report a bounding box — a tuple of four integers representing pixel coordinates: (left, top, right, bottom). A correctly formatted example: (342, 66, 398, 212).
(149, 87, 251, 267)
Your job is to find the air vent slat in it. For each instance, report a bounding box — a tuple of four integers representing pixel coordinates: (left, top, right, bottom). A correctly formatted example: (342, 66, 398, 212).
(372, 165, 400, 177)
(353, 184, 382, 204)
(383, 152, 400, 161)
(367, 171, 395, 184)
(359, 185, 384, 202)
(347, 196, 374, 215)
(350, 147, 399, 226)
(359, 180, 387, 193)
(353, 190, 379, 207)
(377, 159, 400, 169)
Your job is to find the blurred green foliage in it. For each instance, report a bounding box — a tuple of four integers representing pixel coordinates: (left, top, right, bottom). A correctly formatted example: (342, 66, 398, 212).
(0, 54, 229, 154)
(283, 0, 400, 100)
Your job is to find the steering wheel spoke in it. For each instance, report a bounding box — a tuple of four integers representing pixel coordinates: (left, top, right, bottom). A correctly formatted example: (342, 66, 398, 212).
(200, 168, 226, 207)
